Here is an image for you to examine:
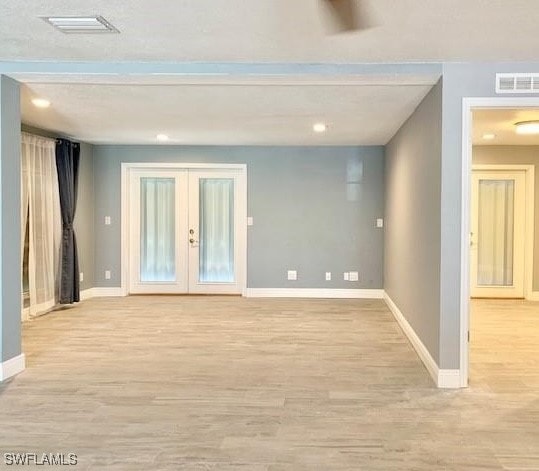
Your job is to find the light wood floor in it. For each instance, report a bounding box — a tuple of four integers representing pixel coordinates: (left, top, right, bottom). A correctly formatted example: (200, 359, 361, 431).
(0, 296, 537, 470)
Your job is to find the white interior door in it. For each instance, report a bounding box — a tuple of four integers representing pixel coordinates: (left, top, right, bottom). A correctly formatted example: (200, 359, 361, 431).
(129, 170, 189, 294)
(188, 170, 246, 294)
(128, 166, 246, 295)
(470, 170, 526, 298)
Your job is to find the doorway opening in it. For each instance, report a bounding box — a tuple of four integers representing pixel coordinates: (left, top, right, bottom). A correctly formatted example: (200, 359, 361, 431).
(461, 101, 539, 388)
(121, 163, 247, 296)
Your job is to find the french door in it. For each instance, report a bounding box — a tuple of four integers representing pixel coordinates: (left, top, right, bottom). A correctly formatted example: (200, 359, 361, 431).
(128, 167, 246, 294)
(470, 170, 526, 298)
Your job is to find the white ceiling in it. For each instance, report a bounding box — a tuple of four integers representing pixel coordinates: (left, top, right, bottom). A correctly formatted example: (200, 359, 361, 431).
(12, 1, 536, 146)
(1, 0, 539, 63)
(21, 78, 435, 145)
(473, 109, 539, 146)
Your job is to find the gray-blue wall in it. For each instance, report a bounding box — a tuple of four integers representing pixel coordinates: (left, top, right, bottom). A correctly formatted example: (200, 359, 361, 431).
(385, 80, 443, 365)
(0, 76, 21, 363)
(93, 145, 385, 289)
(75, 142, 95, 291)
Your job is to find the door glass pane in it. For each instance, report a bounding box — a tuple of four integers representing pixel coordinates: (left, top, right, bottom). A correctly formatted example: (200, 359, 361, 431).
(199, 178, 234, 283)
(140, 177, 175, 282)
(477, 179, 514, 286)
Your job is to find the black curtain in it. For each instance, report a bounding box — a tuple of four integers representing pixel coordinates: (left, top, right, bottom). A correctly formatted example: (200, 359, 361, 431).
(55, 139, 81, 304)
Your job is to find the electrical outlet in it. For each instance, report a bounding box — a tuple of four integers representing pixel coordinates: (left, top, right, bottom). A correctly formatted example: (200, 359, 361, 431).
(105, 270, 111, 280)
(349, 271, 359, 282)
(343, 272, 349, 281)
(105, 216, 111, 225)
(287, 270, 297, 281)
(376, 218, 384, 228)
(325, 272, 331, 281)
(247, 216, 254, 226)
(79, 272, 84, 282)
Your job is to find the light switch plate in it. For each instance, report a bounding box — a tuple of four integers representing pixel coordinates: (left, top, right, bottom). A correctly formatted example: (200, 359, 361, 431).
(343, 272, 349, 281)
(79, 272, 84, 282)
(105, 216, 111, 225)
(376, 218, 384, 228)
(287, 270, 297, 281)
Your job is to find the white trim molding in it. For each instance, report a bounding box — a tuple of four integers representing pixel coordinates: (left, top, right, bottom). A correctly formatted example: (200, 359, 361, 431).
(79, 288, 96, 300)
(90, 287, 126, 298)
(384, 293, 461, 389)
(244, 288, 384, 299)
(0, 353, 26, 381)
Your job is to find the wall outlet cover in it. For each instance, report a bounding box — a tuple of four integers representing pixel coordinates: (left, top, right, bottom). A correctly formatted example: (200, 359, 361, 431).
(376, 218, 384, 228)
(349, 271, 359, 281)
(343, 272, 349, 281)
(287, 270, 297, 281)
(105, 270, 111, 280)
(325, 272, 331, 281)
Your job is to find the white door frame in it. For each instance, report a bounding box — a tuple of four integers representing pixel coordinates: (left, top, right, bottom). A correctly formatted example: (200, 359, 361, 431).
(471, 165, 534, 298)
(460, 97, 539, 387)
(121, 162, 248, 296)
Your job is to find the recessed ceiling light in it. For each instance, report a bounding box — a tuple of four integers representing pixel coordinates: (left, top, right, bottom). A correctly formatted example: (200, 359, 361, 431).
(31, 98, 51, 108)
(515, 120, 539, 135)
(156, 134, 169, 142)
(482, 133, 496, 140)
(42, 16, 119, 34)
(313, 123, 327, 133)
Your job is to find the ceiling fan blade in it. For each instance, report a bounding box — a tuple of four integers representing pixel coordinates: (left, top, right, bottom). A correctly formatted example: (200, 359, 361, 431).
(323, 0, 358, 32)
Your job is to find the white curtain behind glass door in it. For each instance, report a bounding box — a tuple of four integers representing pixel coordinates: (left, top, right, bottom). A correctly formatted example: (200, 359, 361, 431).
(477, 179, 515, 286)
(140, 178, 175, 282)
(199, 179, 234, 283)
(21, 133, 62, 318)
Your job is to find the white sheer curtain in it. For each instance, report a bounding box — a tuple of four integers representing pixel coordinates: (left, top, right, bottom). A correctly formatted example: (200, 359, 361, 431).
(199, 178, 234, 283)
(140, 177, 176, 282)
(21, 133, 62, 318)
(477, 179, 515, 286)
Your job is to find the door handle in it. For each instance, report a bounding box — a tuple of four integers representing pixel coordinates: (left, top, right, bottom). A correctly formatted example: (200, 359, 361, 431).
(189, 229, 199, 246)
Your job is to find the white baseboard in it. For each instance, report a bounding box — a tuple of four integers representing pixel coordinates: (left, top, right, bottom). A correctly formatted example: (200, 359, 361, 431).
(243, 288, 384, 299)
(79, 288, 95, 300)
(383, 293, 461, 389)
(0, 353, 25, 381)
(87, 287, 126, 298)
(437, 369, 462, 389)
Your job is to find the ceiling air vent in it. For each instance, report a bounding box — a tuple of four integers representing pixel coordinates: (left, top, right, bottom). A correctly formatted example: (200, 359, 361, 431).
(496, 73, 539, 94)
(42, 16, 119, 34)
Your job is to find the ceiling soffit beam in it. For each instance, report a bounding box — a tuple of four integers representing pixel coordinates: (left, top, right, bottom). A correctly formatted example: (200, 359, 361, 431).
(0, 61, 442, 85)
(11, 74, 440, 86)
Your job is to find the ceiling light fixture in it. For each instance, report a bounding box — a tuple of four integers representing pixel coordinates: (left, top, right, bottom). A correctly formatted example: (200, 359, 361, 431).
(482, 133, 496, 140)
(515, 120, 539, 135)
(156, 134, 169, 142)
(42, 16, 119, 34)
(313, 123, 327, 133)
(31, 98, 51, 108)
